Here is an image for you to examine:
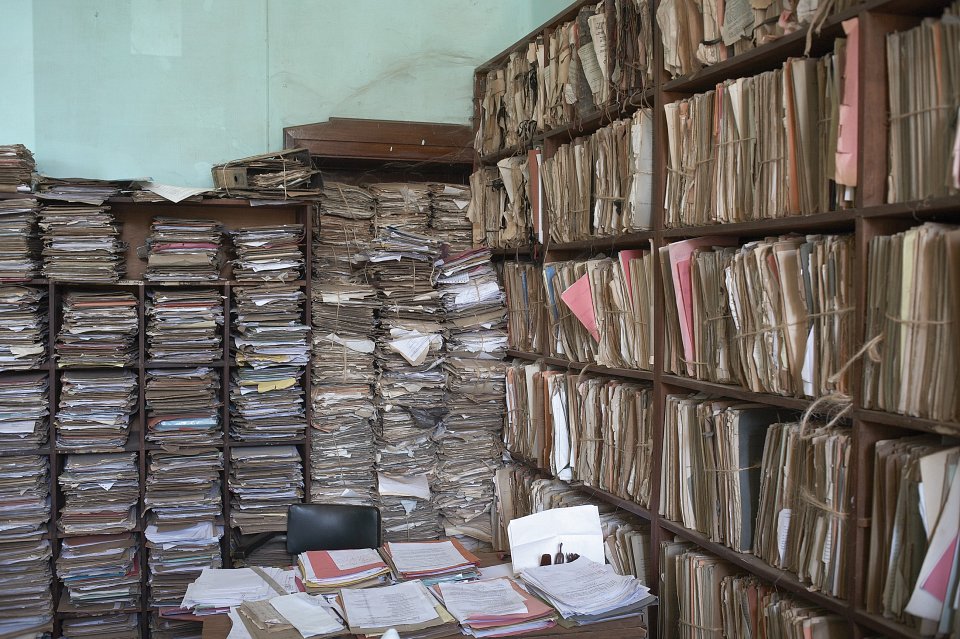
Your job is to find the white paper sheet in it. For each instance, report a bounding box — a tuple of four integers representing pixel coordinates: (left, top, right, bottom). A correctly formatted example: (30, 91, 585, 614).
(507, 505, 605, 573)
(269, 593, 345, 637)
(341, 581, 439, 629)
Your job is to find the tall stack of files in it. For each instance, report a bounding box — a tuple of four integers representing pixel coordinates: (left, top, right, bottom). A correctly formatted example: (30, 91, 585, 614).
(211, 149, 321, 200)
(63, 614, 141, 639)
(228, 445, 303, 535)
(467, 161, 532, 250)
(753, 421, 852, 599)
(57, 533, 140, 611)
(862, 223, 960, 422)
(0, 373, 48, 449)
(0, 286, 47, 370)
(433, 248, 507, 547)
(663, 47, 852, 227)
(39, 204, 125, 281)
(0, 144, 35, 193)
(58, 452, 139, 535)
(142, 217, 223, 282)
(660, 234, 854, 398)
(432, 576, 558, 636)
(56, 291, 139, 367)
(428, 183, 472, 253)
(886, 5, 960, 203)
(55, 370, 138, 451)
(309, 283, 379, 506)
(658, 394, 790, 552)
(658, 544, 736, 639)
(657, 0, 857, 78)
(369, 183, 431, 234)
(146, 289, 223, 364)
(474, 47, 538, 156)
(542, 110, 654, 242)
(0, 198, 41, 279)
(36, 177, 135, 205)
(719, 575, 847, 637)
(145, 368, 221, 447)
(369, 225, 445, 541)
(382, 539, 481, 584)
(0, 455, 53, 637)
(312, 182, 375, 281)
(144, 450, 223, 613)
(230, 225, 305, 282)
(865, 438, 960, 634)
(501, 261, 547, 353)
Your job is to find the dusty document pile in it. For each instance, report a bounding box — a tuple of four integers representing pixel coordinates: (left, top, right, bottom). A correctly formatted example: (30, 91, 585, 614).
(56, 369, 137, 452)
(145, 367, 221, 447)
(0, 144, 35, 193)
(146, 289, 224, 364)
(55, 291, 139, 367)
(142, 217, 223, 282)
(39, 204, 126, 281)
(0, 198, 41, 279)
(0, 286, 47, 371)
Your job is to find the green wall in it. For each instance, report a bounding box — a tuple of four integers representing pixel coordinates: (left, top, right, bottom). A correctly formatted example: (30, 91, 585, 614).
(0, 0, 569, 186)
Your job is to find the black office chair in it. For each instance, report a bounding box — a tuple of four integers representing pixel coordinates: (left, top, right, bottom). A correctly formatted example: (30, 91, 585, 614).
(286, 503, 382, 555)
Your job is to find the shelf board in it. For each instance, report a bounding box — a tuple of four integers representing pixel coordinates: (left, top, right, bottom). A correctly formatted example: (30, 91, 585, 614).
(662, 209, 860, 238)
(855, 408, 960, 436)
(576, 485, 655, 522)
(850, 609, 923, 639)
(542, 230, 655, 253)
(506, 350, 654, 382)
(490, 246, 534, 257)
(55, 524, 142, 540)
(661, 375, 814, 411)
(479, 144, 535, 165)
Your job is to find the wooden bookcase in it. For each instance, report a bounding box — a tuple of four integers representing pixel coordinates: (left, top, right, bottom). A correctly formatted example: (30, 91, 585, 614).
(473, 1, 960, 638)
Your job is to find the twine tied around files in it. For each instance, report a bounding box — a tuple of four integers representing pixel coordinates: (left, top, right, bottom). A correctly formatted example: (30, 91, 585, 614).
(678, 619, 723, 635)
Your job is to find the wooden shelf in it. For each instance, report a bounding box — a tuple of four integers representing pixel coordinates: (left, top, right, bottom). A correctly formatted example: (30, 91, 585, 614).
(661, 375, 814, 412)
(506, 350, 654, 382)
(855, 408, 960, 436)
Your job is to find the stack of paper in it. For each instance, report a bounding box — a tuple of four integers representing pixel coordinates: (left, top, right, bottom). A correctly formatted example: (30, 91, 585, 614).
(383, 539, 481, 584)
(57, 534, 140, 609)
(211, 149, 321, 200)
(0, 373, 48, 449)
(228, 445, 303, 534)
(55, 370, 138, 451)
(0, 144, 35, 193)
(369, 183, 431, 234)
(297, 548, 391, 592)
(39, 204, 125, 281)
(435, 577, 557, 637)
(0, 286, 47, 370)
(62, 614, 141, 638)
(520, 557, 655, 624)
(311, 284, 378, 383)
(56, 291, 139, 367)
(340, 580, 452, 637)
(146, 289, 224, 363)
(236, 591, 347, 639)
(0, 198, 41, 279)
(232, 284, 308, 369)
(230, 225, 305, 282)
(145, 450, 224, 610)
(37, 176, 135, 204)
(0, 454, 53, 637)
(313, 182, 375, 282)
(143, 217, 223, 282)
(502, 262, 547, 353)
(230, 367, 305, 442)
(428, 183, 472, 253)
(863, 223, 960, 422)
(58, 453, 139, 535)
(466, 163, 531, 250)
(145, 367, 221, 447)
(180, 566, 297, 614)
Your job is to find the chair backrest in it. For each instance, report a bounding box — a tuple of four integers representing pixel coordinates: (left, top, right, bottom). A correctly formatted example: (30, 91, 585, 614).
(286, 503, 382, 555)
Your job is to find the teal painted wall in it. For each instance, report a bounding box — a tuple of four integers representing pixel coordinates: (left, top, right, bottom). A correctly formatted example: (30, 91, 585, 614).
(0, 0, 569, 186)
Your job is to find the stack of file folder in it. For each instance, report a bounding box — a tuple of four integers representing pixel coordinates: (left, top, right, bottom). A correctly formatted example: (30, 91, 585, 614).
(58, 453, 139, 535)
(37, 176, 135, 204)
(63, 614, 141, 639)
(228, 445, 303, 534)
(146, 289, 224, 363)
(0, 286, 47, 370)
(467, 162, 531, 250)
(297, 548, 391, 592)
(39, 204, 125, 281)
(0, 198, 41, 279)
(55, 370, 138, 452)
(56, 291, 139, 367)
(211, 149, 321, 200)
(312, 182, 375, 282)
(434, 577, 558, 637)
(0, 373, 48, 449)
(369, 183, 431, 234)
(340, 580, 454, 638)
(57, 533, 141, 609)
(0, 144, 35, 193)
(720, 575, 847, 637)
(145, 367, 221, 446)
(230, 225, 305, 282)
(502, 262, 547, 353)
(143, 217, 223, 282)
(232, 284, 309, 368)
(0, 454, 53, 637)
(383, 539, 481, 584)
(230, 366, 305, 442)
(428, 183, 472, 253)
(474, 49, 537, 156)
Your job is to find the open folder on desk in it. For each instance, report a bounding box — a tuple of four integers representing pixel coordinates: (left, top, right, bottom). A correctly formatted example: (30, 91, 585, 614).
(433, 577, 558, 637)
(340, 581, 454, 637)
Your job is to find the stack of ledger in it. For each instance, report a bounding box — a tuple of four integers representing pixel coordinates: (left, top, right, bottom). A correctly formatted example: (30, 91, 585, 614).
(145, 367, 221, 446)
(383, 539, 481, 585)
(230, 366, 305, 442)
(0, 286, 47, 370)
(297, 548, 391, 591)
(340, 580, 454, 638)
(57, 534, 141, 609)
(55, 370, 138, 451)
(0, 373, 48, 449)
(212, 149, 321, 200)
(56, 291, 139, 367)
(0, 198, 41, 279)
(434, 577, 558, 637)
(230, 225, 305, 282)
(0, 455, 53, 637)
(36, 176, 134, 204)
(428, 183, 472, 253)
(313, 182, 375, 281)
(146, 289, 224, 363)
(143, 217, 223, 282)
(229, 446, 303, 534)
(0, 144, 35, 193)
(58, 453, 139, 535)
(39, 205, 125, 281)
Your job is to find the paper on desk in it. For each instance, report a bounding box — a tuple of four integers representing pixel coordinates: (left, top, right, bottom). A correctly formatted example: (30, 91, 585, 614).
(378, 472, 431, 500)
(328, 548, 384, 572)
(139, 182, 210, 203)
(559, 274, 599, 342)
(227, 608, 252, 639)
(478, 562, 515, 581)
(387, 540, 469, 573)
(269, 593, 345, 637)
(507, 505, 605, 573)
(341, 581, 439, 629)
(439, 578, 527, 621)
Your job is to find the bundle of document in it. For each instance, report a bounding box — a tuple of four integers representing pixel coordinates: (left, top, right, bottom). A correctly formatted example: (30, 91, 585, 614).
(230, 367, 306, 442)
(659, 394, 790, 552)
(502, 262, 547, 353)
(340, 580, 453, 637)
(467, 162, 531, 250)
(382, 539, 481, 584)
(37, 176, 135, 205)
(63, 614, 141, 639)
(435, 248, 507, 354)
(212, 149, 320, 199)
(230, 225, 305, 282)
(0, 287, 45, 370)
(146, 289, 224, 363)
(228, 445, 303, 534)
(369, 183, 431, 235)
(143, 217, 223, 282)
(56, 369, 138, 451)
(297, 548, 390, 591)
(313, 182, 375, 281)
(428, 183, 472, 253)
(56, 290, 139, 367)
(311, 283, 378, 384)
(753, 421, 852, 598)
(0, 373, 48, 448)
(57, 533, 141, 609)
(58, 452, 140, 535)
(0, 454, 50, 540)
(145, 450, 224, 610)
(475, 48, 538, 156)
(720, 575, 848, 637)
(434, 576, 558, 637)
(863, 223, 960, 422)
(0, 144, 35, 193)
(310, 383, 378, 506)
(663, 48, 851, 227)
(235, 591, 347, 639)
(145, 367, 222, 446)
(39, 204, 125, 281)
(887, 7, 960, 203)
(232, 284, 309, 369)
(866, 439, 960, 633)
(0, 198, 41, 279)
(180, 566, 297, 614)
(662, 234, 855, 398)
